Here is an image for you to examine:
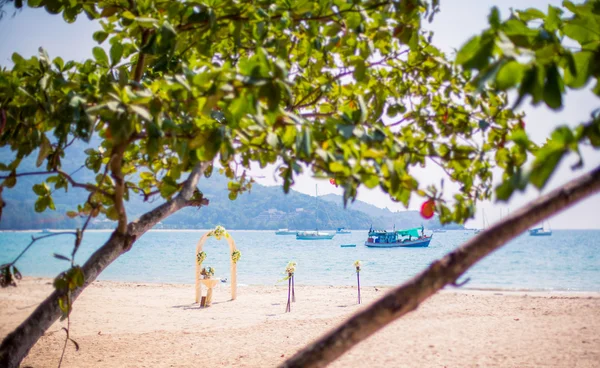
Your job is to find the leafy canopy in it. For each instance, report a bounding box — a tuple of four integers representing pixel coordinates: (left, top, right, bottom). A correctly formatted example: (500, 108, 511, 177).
(456, 0, 600, 199)
(0, 0, 529, 233)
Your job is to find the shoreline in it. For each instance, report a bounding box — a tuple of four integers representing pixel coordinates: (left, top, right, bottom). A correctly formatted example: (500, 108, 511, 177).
(2, 278, 599, 367)
(10, 276, 600, 295)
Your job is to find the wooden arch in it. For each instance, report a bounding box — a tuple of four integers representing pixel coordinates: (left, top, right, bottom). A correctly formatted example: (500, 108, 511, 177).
(195, 229, 238, 303)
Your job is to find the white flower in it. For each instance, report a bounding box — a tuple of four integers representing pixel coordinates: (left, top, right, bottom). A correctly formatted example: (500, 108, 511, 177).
(212, 225, 227, 240)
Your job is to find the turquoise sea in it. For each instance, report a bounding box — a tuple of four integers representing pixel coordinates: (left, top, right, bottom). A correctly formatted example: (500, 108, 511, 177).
(1, 230, 599, 291)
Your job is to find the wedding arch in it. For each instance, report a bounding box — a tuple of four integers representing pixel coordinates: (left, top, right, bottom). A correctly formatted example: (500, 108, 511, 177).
(195, 226, 240, 302)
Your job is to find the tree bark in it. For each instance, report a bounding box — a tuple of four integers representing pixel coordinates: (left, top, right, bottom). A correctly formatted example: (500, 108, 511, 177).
(0, 162, 210, 368)
(280, 165, 600, 368)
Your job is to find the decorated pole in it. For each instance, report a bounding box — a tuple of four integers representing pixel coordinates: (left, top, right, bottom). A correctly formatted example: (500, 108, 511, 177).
(354, 260, 362, 304)
(231, 249, 241, 300)
(292, 273, 296, 302)
(286, 276, 292, 313)
(284, 261, 296, 313)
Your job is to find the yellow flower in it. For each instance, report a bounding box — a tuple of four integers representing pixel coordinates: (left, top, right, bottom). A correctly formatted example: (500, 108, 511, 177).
(232, 250, 241, 263)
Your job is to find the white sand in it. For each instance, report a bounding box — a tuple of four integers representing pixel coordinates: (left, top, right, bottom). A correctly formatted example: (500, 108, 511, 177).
(1, 278, 599, 367)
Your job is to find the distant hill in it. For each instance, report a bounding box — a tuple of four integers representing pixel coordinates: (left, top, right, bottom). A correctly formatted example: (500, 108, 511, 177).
(0, 141, 462, 231)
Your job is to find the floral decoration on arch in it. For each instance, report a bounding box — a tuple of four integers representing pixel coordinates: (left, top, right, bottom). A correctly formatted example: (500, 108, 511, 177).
(208, 225, 228, 240)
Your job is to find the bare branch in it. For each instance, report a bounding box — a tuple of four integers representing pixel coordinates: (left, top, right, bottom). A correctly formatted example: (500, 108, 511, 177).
(280, 164, 600, 368)
(3, 232, 76, 268)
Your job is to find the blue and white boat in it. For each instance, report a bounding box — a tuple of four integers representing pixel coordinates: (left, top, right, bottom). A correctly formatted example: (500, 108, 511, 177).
(275, 229, 298, 235)
(529, 223, 552, 236)
(365, 227, 432, 248)
(336, 227, 351, 234)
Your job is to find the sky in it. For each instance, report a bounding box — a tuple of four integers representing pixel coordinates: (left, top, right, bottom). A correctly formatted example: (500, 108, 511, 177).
(0, 0, 598, 229)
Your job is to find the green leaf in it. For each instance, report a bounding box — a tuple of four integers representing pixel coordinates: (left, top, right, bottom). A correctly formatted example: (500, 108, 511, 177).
(456, 34, 494, 70)
(110, 43, 123, 66)
(36, 135, 52, 167)
(266, 132, 279, 148)
(495, 60, 524, 90)
(4, 172, 16, 188)
(353, 59, 367, 82)
(563, 51, 592, 89)
(130, 105, 152, 121)
(530, 149, 565, 189)
(543, 64, 563, 110)
(105, 206, 119, 220)
(135, 17, 158, 28)
(100, 6, 119, 18)
(92, 47, 109, 67)
(516, 8, 545, 21)
(66, 211, 79, 218)
(34, 196, 49, 212)
(329, 162, 345, 173)
(32, 183, 48, 196)
(93, 31, 109, 44)
(488, 7, 501, 29)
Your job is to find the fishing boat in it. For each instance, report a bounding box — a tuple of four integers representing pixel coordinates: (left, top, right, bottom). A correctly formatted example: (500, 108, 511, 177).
(296, 185, 335, 240)
(365, 227, 432, 248)
(529, 221, 552, 236)
(336, 227, 351, 234)
(275, 229, 298, 235)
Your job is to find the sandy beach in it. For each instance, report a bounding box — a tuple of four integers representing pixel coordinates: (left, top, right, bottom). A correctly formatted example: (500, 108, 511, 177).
(1, 278, 599, 367)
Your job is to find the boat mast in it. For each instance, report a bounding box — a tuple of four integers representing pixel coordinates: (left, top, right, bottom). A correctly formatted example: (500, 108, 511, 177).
(315, 184, 319, 232)
(482, 209, 485, 230)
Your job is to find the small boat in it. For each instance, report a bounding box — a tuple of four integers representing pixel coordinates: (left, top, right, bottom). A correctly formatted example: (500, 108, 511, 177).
(296, 231, 335, 240)
(40, 229, 51, 234)
(432, 229, 446, 233)
(336, 227, 351, 234)
(365, 227, 432, 248)
(474, 209, 488, 234)
(296, 185, 335, 240)
(340, 244, 356, 248)
(275, 229, 298, 235)
(529, 222, 552, 236)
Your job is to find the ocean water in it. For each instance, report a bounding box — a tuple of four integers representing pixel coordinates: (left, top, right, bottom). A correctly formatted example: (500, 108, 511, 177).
(1, 230, 599, 291)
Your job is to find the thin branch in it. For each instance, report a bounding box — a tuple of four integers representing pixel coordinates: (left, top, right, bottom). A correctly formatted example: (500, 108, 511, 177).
(0, 170, 113, 199)
(280, 164, 600, 368)
(133, 30, 151, 83)
(3, 232, 76, 268)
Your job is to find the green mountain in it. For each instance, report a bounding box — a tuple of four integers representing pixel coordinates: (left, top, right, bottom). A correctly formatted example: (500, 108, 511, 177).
(1, 141, 461, 230)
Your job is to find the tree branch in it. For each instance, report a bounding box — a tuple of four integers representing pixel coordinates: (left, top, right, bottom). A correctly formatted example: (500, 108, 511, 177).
(280, 164, 600, 368)
(0, 162, 211, 368)
(0, 170, 113, 199)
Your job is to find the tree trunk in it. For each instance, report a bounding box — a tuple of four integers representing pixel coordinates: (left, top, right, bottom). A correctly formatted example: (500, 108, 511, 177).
(280, 165, 600, 368)
(0, 163, 210, 368)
